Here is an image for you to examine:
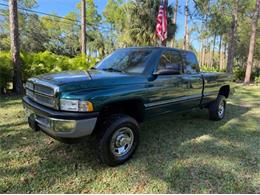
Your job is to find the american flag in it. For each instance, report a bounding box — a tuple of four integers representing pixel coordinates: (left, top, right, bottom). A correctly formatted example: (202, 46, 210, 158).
(156, 0, 168, 42)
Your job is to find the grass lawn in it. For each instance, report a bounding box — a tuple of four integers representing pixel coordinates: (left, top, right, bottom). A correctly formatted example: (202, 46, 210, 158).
(0, 84, 259, 193)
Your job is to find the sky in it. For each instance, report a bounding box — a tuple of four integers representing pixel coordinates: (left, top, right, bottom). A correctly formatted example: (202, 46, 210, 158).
(6, 0, 201, 50)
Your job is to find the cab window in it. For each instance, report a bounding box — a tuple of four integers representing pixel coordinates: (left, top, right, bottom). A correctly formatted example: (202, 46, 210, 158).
(157, 51, 182, 74)
(182, 52, 199, 74)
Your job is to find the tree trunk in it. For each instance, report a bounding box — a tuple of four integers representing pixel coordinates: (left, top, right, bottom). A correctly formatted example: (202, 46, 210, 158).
(200, 37, 206, 67)
(206, 47, 211, 67)
(183, 0, 189, 50)
(223, 41, 227, 70)
(201, 47, 205, 66)
(170, 0, 178, 47)
(199, 42, 203, 66)
(211, 31, 217, 68)
(9, 0, 22, 94)
(201, 1, 210, 67)
(244, 0, 260, 84)
(218, 35, 222, 70)
(81, 0, 86, 55)
(226, 0, 238, 73)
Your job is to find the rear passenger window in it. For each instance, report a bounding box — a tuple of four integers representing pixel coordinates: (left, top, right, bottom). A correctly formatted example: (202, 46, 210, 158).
(182, 52, 199, 74)
(158, 51, 182, 72)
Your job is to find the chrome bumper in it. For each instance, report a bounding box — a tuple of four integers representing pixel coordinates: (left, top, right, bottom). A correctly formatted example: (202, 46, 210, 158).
(23, 96, 98, 139)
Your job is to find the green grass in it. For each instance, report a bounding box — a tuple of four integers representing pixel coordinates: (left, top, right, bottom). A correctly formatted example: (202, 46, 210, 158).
(0, 84, 260, 193)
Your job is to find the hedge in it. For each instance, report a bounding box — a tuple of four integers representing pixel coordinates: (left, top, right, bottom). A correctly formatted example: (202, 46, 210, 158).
(0, 51, 98, 93)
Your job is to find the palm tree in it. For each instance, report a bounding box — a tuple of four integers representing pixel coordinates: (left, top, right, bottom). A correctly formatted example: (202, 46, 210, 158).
(116, 0, 175, 47)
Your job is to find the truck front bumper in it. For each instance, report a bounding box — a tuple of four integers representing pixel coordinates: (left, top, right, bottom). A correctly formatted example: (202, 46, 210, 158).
(23, 96, 99, 141)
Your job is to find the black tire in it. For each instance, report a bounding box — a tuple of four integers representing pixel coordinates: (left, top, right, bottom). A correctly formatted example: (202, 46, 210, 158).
(97, 114, 140, 166)
(208, 95, 226, 121)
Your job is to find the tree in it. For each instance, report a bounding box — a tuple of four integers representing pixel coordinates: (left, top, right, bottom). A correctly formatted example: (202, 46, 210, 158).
(244, 0, 260, 84)
(183, 0, 189, 50)
(9, 0, 23, 94)
(85, 0, 101, 26)
(103, 0, 125, 52)
(40, 15, 63, 54)
(77, 0, 101, 27)
(20, 14, 49, 52)
(61, 12, 80, 56)
(170, 0, 178, 47)
(226, 0, 238, 73)
(103, 0, 123, 28)
(88, 31, 105, 57)
(0, 7, 10, 51)
(78, 0, 101, 55)
(193, 0, 211, 67)
(81, 0, 86, 55)
(113, 0, 175, 47)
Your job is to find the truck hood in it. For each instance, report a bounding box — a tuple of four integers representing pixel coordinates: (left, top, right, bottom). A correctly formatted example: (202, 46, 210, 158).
(35, 69, 145, 92)
(36, 70, 134, 85)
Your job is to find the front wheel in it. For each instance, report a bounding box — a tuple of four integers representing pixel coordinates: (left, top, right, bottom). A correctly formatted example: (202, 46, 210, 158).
(97, 114, 139, 166)
(208, 95, 226, 121)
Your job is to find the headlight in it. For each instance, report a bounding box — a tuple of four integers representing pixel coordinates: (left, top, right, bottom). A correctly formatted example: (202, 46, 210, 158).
(60, 99, 93, 112)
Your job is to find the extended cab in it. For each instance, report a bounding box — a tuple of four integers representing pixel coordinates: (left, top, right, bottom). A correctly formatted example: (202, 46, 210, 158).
(23, 47, 232, 166)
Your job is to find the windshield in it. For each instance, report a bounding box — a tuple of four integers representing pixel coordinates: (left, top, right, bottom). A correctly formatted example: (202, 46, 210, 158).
(95, 49, 153, 74)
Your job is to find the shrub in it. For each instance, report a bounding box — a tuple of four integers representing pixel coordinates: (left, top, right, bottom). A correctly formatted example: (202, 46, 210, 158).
(200, 65, 221, 72)
(0, 52, 12, 93)
(233, 66, 260, 82)
(255, 76, 260, 84)
(68, 54, 97, 70)
(0, 50, 99, 93)
(233, 66, 245, 81)
(200, 65, 260, 83)
(21, 51, 98, 80)
(21, 51, 57, 80)
(252, 67, 260, 80)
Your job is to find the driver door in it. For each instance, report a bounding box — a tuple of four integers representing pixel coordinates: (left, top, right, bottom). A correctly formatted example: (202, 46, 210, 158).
(146, 50, 189, 117)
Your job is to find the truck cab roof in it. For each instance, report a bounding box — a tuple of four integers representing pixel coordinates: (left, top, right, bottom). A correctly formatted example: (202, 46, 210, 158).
(117, 46, 195, 54)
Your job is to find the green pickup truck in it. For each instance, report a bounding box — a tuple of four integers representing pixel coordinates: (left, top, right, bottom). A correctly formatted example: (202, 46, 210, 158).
(23, 47, 232, 166)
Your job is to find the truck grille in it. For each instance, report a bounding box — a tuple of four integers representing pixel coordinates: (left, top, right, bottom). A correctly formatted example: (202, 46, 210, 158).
(25, 78, 59, 109)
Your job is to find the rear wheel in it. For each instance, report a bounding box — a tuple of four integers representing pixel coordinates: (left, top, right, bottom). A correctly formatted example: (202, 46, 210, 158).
(208, 95, 226, 121)
(97, 114, 139, 166)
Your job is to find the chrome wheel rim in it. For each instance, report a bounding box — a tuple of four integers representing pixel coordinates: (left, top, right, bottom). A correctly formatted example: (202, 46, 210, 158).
(218, 101, 225, 118)
(110, 127, 134, 157)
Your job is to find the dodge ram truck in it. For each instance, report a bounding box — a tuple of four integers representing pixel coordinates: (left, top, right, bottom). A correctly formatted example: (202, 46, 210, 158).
(23, 47, 232, 166)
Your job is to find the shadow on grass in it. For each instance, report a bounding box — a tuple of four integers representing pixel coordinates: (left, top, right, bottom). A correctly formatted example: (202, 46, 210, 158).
(0, 136, 104, 193)
(0, 96, 22, 107)
(0, 120, 27, 130)
(136, 103, 258, 193)
(0, 100, 259, 193)
(0, 101, 22, 108)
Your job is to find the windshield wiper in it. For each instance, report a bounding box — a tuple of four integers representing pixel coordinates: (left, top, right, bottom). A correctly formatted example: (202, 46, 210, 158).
(102, 68, 124, 73)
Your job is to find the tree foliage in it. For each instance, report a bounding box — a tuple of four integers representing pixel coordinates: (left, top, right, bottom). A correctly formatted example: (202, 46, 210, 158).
(0, 0, 259, 92)
(103, 0, 176, 47)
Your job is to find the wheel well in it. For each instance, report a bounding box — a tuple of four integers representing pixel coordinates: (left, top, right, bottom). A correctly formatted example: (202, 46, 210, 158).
(218, 85, 230, 98)
(99, 99, 145, 123)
